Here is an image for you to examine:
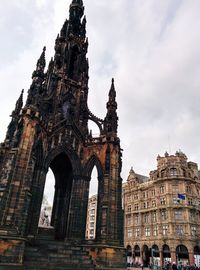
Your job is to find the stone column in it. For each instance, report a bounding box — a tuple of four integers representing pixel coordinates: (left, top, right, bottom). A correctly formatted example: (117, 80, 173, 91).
(66, 175, 90, 240)
(189, 252, 195, 265)
(160, 250, 163, 267)
(171, 251, 176, 264)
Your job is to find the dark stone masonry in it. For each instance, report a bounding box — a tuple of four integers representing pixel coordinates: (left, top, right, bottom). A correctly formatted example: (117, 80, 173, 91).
(0, 0, 126, 269)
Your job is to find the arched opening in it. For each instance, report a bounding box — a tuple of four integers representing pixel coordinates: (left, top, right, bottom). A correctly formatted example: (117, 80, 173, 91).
(194, 246, 200, 267)
(142, 245, 150, 267)
(85, 166, 98, 240)
(126, 245, 132, 266)
(176, 245, 189, 265)
(152, 244, 160, 266)
(163, 244, 171, 265)
(39, 169, 54, 227)
(88, 120, 100, 137)
(39, 152, 73, 240)
(134, 245, 141, 265)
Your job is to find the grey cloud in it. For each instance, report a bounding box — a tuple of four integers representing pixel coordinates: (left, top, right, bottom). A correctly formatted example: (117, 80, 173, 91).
(1, 0, 200, 185)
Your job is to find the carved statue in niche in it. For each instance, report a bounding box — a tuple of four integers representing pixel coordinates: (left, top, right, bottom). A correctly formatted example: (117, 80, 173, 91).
(62, 89, 75, 119)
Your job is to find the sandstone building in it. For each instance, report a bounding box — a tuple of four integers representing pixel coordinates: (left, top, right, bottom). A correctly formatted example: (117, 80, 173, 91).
(123, 151, 200, 267)
(85, 194, 97, 240)
(0, 0, 125, 269)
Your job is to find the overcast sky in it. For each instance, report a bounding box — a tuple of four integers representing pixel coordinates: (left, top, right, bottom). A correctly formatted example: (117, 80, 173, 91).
(1, 0, 200, 203)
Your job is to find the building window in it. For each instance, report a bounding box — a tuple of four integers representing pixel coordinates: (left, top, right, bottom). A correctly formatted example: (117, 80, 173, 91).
(174, 209, 182, 220)
(127, 205, 131, 212)
(186, 185, 191, 193)
(170, 168, 177, 176)
(134, 204, 139, 210)
(135, 214, 139, 224)
(145, 227, 151, 237)
(90, 209, 95, 215)
(152, 211, 157, 222)
(134, 194, 138, 200)
(172, 184, 179, 193)
(188, 198, 193, 205)
(144, 213, 149, 223)
(160, 185, 165, 194)
(127, 195, 131, 202)
(172, 197, 178, 204)
(135, 228, 140, 237)
(162, 225, 168, 235)
(152, 200, 156, 207)
(191, 225, 196, 236)
(90, 229, 94, 235)
(127, 229, 132, 238)
(176, 225, 184, 236)
(143, 202, 147, 209)
(190, 210, 196, 221)
(127, 215, 132, 225)
(152, 189, 155, 197)
(161, 209, 167, 220)
(160, 197, 166, 205)
(153, 225, 158, 236)
(90, 222, 94, 228)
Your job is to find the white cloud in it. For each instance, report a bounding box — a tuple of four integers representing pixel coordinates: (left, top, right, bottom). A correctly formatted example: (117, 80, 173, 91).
(1, 0, 200, 203)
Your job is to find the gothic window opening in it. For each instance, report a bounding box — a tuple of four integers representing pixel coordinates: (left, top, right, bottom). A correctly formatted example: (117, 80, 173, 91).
(39, 169, 54, 228)
(39, 153, 73, 240)
(88, 120, 100, 137)
(85, 166, 98, 240)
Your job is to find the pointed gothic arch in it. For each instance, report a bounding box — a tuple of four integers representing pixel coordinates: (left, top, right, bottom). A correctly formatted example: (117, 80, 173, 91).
(84, 154, 104, 179)
(44, 144, 82, 176)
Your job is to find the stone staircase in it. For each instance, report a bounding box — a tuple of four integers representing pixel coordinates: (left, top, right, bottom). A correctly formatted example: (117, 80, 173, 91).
(23, 234, 95, 270)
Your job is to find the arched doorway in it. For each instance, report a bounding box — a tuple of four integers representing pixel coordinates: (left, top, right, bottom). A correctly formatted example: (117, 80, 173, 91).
(126, 245, 132, 266)
(152, 244, 160, 267)
(143, 245, 150, 267)
(194, 246, 200, 267)
(176, 245, 189, 265)
(134, 245, 141, 265)
(163, 244, 171, 266)
(40, 152, 73, 240)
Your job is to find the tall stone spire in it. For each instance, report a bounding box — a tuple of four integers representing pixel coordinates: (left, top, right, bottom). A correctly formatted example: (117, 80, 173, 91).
(103, 78, 118, 135)
(26, 47, 46, 106)
(32, 46, 46, 79)
(68, 0, 85, 37)
(5, 89, 24, 142)
(12, 89, 24, 117)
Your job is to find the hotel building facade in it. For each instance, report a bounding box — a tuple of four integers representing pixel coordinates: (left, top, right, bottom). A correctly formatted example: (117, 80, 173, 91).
(85, 194, 97, 239)
(123, 151, 200, 267)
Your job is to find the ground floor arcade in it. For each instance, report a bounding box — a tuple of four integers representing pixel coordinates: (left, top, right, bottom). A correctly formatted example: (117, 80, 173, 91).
(126, 243, 200, 267)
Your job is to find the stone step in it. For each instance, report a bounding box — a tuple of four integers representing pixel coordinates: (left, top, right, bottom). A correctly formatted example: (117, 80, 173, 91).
(23, 239, 95, 270)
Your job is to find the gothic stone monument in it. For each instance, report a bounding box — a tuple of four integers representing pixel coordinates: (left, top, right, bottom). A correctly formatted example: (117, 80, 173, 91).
(0, 0, 125, 269)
